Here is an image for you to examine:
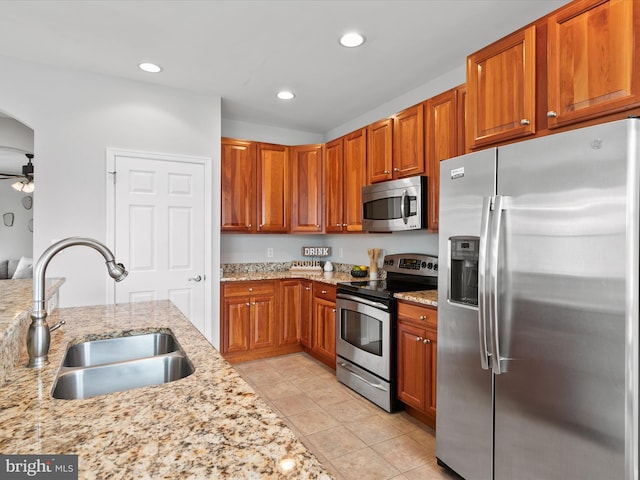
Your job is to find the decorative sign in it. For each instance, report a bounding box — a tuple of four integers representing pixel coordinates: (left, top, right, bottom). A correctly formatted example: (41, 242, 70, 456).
(301, 246, 331, 257)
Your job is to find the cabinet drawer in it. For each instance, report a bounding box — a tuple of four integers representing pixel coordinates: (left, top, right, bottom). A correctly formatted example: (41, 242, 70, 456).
(223, 281, 275, 297)
(397, 301, 437, 328)
(313, 282, 336, 300)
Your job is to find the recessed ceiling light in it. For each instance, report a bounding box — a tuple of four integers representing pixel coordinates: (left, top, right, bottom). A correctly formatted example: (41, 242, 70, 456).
(340, 32, 365, 48)
(138, 62, 163, 73)
(277, 91, 295, 100)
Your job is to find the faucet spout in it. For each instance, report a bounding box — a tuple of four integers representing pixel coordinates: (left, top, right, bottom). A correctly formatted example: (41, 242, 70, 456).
(27, 237, 128, 368)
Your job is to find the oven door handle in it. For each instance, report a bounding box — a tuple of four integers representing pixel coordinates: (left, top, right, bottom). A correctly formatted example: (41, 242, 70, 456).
(338, 362, 388, 392)
(336, 293, 389, 311)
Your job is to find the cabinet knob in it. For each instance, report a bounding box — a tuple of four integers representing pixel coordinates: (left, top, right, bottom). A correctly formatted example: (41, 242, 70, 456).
(423, 338, 431, 344)
(248, 287, 253, 292)
(322, 290, 327, 294)
(416, 336, 423, 342)
(520, 119, 530, 125)
(305, 287, 311, 291)
(245, 302, 250, 306)
(332, 309, 336, 313)
(383, 170, 390, 174)
(259, 224, 264, 228)
(342, 223, 348, 227)
(547, 111, 558, 118)
(248, 224, 252, 228)
(316, 224, 320, 228)
(335, 223, 342, 227)
(393, 167, 400, 172)
(419, 315, 427, 321)
(252, 302, 256, 306)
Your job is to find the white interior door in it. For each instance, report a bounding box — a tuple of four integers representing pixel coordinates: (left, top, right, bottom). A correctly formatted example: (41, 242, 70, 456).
(111, 152, 206, 334)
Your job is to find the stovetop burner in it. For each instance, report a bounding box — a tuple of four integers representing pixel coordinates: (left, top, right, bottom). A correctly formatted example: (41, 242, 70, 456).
(337, 253, 438, 301)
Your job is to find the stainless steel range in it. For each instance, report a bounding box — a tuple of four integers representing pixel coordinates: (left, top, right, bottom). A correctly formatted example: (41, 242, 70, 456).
(335, 253, 438, 412)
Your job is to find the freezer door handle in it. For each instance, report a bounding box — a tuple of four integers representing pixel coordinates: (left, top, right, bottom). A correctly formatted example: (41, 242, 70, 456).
(489, 195, 508, 375)
(478, 196, 492, 370)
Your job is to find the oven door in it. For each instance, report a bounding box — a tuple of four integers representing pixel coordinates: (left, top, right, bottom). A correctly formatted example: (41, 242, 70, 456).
(336, 293, 391, 381)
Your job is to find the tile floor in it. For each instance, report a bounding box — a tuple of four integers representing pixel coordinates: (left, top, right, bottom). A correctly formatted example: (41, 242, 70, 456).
(234, 352, 459, 480)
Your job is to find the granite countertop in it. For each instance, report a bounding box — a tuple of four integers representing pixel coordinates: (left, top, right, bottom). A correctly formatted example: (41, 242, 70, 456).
(0, 300, 334, 479)
(222, 270, 439, 307)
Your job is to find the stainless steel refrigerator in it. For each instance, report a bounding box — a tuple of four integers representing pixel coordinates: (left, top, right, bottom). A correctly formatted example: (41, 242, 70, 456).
(436, 119, 639, 480)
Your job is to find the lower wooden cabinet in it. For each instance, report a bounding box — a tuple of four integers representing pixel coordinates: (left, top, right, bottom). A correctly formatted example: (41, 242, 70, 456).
(310, 282, 337, 369)
(397, 300, 438, 427)
(300, 280, 313, 348)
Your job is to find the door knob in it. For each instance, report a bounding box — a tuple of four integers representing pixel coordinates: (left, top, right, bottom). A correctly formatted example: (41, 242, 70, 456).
(188, 275, 203, 282)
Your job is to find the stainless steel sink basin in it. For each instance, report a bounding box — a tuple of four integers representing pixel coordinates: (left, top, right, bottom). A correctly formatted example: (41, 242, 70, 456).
(52, 330, 194, 400)
(52, 353, 194, 399)
(62, 332, 179, 367)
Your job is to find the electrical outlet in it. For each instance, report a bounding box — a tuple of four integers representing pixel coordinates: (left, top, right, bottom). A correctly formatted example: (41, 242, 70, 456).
(339, 248, 344, 258)
(267, 248, 274, 258)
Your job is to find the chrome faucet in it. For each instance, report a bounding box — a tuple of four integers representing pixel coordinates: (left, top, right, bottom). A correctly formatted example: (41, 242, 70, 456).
(27, 237, 128, 368)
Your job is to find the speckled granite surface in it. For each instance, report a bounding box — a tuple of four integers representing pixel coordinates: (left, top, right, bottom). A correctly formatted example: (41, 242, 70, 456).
(0, 300, 334, 480)
(0, 278, 65, 386)
(394, 290, 439, 307)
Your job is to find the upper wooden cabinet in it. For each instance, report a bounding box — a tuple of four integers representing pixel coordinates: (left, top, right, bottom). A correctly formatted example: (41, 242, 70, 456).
(221, 138, 256, 232)
(367, 118, 393, 183)
(343, 128, 367, 232)
(256, 143, 289, 233)
(426, 87, 462, 232)
(393, 103, 425, 178)
(546, 0, 640, 128)
(324, 129, 367, 233)
(290, 144, 323, 233)
(467, 25, 537, 148)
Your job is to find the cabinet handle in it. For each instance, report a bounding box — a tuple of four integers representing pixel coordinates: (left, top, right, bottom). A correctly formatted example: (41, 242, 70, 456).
(423, 338, 431, 344)
(520, 119, 530, 125)
(416, 336, 423, 342)
(547, 111, 557, 118)
(419, 315, 427, 321)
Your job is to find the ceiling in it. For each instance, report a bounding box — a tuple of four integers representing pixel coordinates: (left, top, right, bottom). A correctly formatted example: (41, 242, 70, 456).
(0, 0, 568, 134)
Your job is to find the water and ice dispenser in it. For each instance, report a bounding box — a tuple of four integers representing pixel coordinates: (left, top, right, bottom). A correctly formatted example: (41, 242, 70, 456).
(449, 236, 479, 307)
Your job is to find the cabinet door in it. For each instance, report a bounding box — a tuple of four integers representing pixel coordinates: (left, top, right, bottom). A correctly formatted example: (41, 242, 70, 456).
(324, 138, 345, 233)
(397, 321, 427, 410)
(280, 280, 301, 346)
(222, 296, 250, 354)
(367, 118, 393, 183)
(343, 128, 367, 232)
(547, 0, 640, 128)
(300, 281, 313, 348)
(426, 89, 458, 232)
(393, 103, 425, 178)
(221, 138, 255, 232)
(312, 297, 336, 366)
(424, 328, 438, 419)
(467, 25, 536, 147)
(290, 145, 323, 233)
(256, 143, 289, 232)
(250, 293, 276, 350)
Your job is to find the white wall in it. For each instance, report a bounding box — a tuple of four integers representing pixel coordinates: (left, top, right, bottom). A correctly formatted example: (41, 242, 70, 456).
(222, 119, 323, 145)
(0, 190, 33, 262)
(0, 56, 221, 332)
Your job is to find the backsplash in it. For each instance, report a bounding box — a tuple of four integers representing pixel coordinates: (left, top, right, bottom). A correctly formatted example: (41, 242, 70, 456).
(221, 261, 383, 276)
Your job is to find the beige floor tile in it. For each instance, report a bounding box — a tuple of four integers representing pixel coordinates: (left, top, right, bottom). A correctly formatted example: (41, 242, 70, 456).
(326, 398, 379, 423)
(241, 367, 286, 386)
(305, 385, 354, 407)
(257, 380, 303, 400)
(271, 393, 318, 416)
(331, 446, 401, 480)
(287, 407, 341, 435)
(403, 459, 458, 480)
(293, 373, 339, 392)
(372, 434, 433, 473)
(344, 413, 404, 445)
(306, 425, 368, 459)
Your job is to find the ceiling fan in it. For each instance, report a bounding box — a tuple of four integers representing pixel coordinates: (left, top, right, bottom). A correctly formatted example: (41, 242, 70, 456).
(0, 153, 35, 193)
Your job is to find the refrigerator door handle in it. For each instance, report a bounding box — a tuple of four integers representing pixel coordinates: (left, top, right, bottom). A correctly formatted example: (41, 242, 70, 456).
(489, 194, 507, 375)
(478, 196, 492, 370)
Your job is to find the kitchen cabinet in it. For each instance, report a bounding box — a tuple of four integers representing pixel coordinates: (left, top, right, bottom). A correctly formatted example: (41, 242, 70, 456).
(221, 138, 256, 232)
(393, 103, 425, 178)
(256, 143, 289, 233)
(367, 117, 393, 184)
(397, 300, 437, 427)
(425, 86, 462, 232)
(221, 281, 278, 362)
(324, 129, 367, 233)
(546, 0, 640, 129)
(280, 280, 302, 346)
(467, 25, 537, 148)
(311, 282, 337, 369)
(290, 144, 323, 233)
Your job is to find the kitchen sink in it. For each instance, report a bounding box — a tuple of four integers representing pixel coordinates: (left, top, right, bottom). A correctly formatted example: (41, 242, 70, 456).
(62, 331, 180, 367)
(52, 330, 195, 400)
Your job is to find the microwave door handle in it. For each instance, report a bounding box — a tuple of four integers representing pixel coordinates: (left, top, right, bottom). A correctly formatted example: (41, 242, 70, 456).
(401, 190, 408, 224)
(478, 196, 492, 370)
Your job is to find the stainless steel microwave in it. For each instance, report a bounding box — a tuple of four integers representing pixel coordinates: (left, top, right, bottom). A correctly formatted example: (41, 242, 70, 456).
(361, 176, 428, 232)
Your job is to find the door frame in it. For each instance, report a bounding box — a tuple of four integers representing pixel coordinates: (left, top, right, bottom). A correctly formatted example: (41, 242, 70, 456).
(105, 148, 213, 341)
